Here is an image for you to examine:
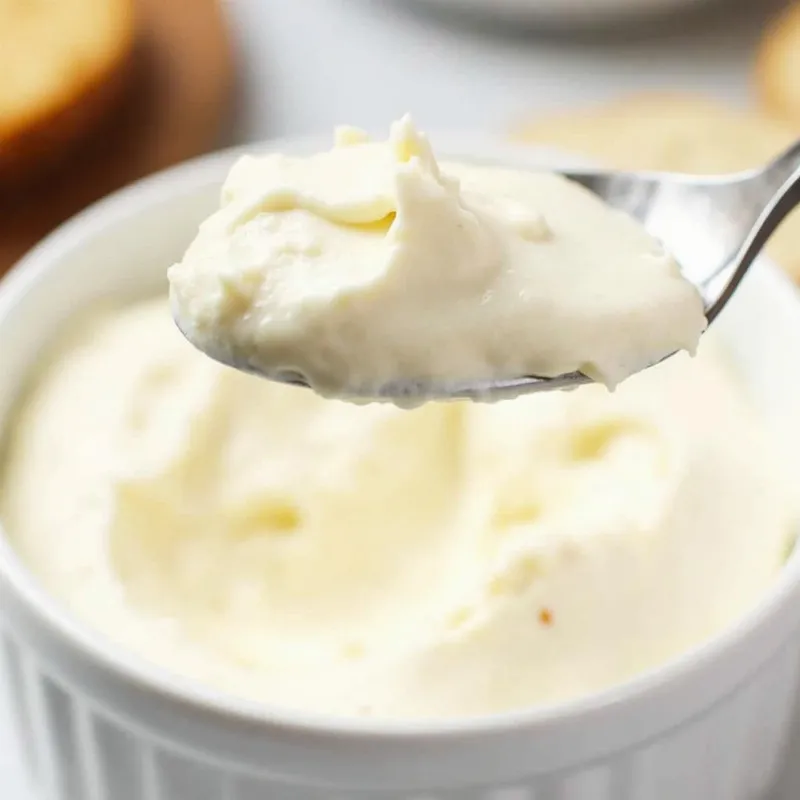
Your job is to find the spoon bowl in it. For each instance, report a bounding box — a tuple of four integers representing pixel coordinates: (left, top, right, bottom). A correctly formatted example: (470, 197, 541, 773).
(177, 139, 800, 403)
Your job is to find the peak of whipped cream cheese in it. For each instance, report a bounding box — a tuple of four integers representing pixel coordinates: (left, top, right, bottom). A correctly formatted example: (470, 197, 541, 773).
(168, 116, 706, 401)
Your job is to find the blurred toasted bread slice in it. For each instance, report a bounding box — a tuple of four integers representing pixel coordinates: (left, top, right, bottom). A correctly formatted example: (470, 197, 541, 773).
(512, 93, 800, 280)
(0, 0, 137, 186)
(757, 4, 800, 124)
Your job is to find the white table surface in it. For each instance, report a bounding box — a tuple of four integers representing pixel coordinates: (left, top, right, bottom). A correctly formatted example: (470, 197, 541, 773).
(3, 0, 799, 796)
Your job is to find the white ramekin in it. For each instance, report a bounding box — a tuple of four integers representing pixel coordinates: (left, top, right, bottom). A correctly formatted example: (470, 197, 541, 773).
(1, 137, 800, 800)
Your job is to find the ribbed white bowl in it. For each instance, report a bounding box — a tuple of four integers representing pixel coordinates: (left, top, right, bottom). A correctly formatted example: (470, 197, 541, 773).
(3, 630, 800, 800)
(1, 138, 800, 800)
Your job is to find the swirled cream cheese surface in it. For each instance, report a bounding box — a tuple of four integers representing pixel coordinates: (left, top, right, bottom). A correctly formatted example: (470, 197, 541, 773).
(1, 298, 791, 718)
(168, 117, 707, 399)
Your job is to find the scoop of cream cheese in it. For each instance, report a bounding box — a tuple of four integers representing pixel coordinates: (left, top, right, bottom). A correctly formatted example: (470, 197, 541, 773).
(168, 116, 707, 400)
(1, 297, 791, 718)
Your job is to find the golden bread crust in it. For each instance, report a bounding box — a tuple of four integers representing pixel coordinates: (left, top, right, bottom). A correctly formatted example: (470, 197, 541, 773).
(0, 0, 137, 184)
(756, 4, 800, 124)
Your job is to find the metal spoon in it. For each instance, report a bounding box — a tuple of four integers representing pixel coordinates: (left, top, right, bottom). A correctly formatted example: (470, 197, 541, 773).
(182, 139, 800, 403)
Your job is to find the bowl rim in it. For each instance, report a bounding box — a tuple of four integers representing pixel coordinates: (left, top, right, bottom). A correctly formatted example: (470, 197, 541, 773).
(1, 132, 800, 750)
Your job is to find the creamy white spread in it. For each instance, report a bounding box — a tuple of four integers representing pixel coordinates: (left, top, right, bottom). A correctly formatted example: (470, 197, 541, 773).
(1, 298, 791, 718)
(168, 117, 707, 400)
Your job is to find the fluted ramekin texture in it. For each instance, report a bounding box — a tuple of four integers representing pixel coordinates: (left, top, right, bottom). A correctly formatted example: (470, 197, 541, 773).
(1, 137, 800, 800)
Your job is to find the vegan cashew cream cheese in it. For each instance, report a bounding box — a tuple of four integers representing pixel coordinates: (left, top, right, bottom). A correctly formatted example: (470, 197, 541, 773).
(168, 117, 707, 399)
(0, 297, 790, 718)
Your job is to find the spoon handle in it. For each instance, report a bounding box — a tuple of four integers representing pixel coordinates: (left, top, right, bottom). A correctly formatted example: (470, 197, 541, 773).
(706, 141, 800, 324)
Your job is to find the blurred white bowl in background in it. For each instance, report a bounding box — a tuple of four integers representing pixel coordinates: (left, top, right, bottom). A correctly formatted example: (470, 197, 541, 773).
(407, 0, 726, 26)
